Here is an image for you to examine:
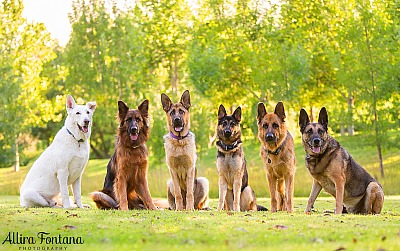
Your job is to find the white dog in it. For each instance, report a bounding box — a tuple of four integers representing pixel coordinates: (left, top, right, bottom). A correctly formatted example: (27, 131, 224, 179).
(20, 94, 96, 208)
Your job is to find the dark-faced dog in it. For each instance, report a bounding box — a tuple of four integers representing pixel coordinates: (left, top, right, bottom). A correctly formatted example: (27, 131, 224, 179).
(161, 90, 209, 211)
(216, 105, 267, 211)
(299, 107, 384, 214)
(91, 100, 156, 210)
(257, 102, 296, 213)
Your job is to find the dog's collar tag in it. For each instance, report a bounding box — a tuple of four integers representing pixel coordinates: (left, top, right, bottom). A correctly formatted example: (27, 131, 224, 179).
(170, 131, 189, 140)
(66, 128, 84, 146)
(217, 140, 241, 151)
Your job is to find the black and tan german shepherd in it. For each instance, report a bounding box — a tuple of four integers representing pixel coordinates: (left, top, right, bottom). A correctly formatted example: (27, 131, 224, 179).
(161, 90, 209, 210)
(299, 107, 384, 214)
(90, 100, 157, 210)
(216, 105, 267, 211)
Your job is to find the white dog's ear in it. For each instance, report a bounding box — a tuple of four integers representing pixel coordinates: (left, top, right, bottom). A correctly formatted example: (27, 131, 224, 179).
(66, 94, 76, 110)
(87, 101, 97, 112)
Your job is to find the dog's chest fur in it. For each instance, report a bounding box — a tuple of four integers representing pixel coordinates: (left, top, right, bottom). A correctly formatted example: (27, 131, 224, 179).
(217, 147, 244, 189)
(260, 148, 295, 179)
(164, 132, 196, 189)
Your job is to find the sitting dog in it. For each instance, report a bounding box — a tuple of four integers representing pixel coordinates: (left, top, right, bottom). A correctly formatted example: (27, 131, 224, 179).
(90, 100, 157, 210)
(161, 90, 209, 210)
(299, 107, 384, 214)
(20, 94, 96, 208)
(217, 105, 267, 211)
(257, 102, 296, 213)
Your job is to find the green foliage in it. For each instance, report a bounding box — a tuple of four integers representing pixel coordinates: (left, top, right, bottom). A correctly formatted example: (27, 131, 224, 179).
(0, 0, 398, 173)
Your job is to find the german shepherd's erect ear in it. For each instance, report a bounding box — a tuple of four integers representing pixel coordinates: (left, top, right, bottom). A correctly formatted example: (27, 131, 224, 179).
(232, 106, 242, 122)
(161, 93, 172, 113)
(118, 101, 130, 126)
(180, 90, 191, 110)
(318, 107, 328, 132)
(299, 108, 310, 134)
(218, 104, 227, 120)
(138, 99, 150, 128)
(257, 103, 267, 124)
(274, 102, 286, 122)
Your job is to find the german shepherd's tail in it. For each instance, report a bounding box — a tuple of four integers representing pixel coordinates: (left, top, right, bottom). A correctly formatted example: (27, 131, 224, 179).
(257, 204, 269, 211)
(90, 191, 118, 210)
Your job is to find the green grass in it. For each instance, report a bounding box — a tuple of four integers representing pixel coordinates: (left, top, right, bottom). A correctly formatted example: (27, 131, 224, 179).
(0, 196, 399, 251)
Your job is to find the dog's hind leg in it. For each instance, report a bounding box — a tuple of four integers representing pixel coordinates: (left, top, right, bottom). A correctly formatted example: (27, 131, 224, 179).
(194, 177, 209, 210)
(20, 190, 55, 208)
(240, 186, 257, 211)
(366, 182, 384, 214)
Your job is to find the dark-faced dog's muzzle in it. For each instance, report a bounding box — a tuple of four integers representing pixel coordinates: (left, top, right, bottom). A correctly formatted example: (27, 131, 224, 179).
(172, 116, 184, 132)
(128, 121, 139, 141)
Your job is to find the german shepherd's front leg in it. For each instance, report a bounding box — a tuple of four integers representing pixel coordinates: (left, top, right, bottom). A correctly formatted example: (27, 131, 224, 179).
(57, 169, 72, 209)
(285, 174, 294, 213)
(137, 171, 157, 210)
(186, 167, 195, 210)
(115, 174, 128, 210)
(305, 179, 322, 213)
(232, 178, 242, 212)
(217, 175, 228, 211)
(334, 177, 345, 214)
(267, 173, 278, 212)
(169, 169, 184, 210)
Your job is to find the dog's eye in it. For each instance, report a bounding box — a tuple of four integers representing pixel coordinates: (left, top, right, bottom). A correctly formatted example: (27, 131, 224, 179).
(127, 118, 132, 123)
(179, 109, 184, 115)
(136, 118, 141, 122)
(76, 112, 81, 115)
(272, 123, 279, 129)
(170, 110, 175, 116)
(318, 128, 324, 134)
(230, 122, 236, 126)
(307, 128, 313, 134)
(263, 123, 268, 129)
(86, 111, 90, 114)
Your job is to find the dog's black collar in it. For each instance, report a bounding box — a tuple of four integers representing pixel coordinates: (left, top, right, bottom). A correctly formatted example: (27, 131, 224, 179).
(265, 136, 287, 155)
(217, 140, 241, 151)
(169, 130, 190, 140)
(66, 128, 85, 144)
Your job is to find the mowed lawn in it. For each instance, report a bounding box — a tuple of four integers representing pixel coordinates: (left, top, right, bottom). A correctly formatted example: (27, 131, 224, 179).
(0, 196, 399, 251)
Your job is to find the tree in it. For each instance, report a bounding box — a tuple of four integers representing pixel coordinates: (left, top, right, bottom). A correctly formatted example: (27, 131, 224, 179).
(0, 0, 58, 170)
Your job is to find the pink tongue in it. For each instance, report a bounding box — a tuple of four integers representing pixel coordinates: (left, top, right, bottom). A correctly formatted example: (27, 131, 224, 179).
(130, 134, 138, 141)
(313, 146, 321, 154)
(175, 127, 183, 132)
(82, 126, 89, 133)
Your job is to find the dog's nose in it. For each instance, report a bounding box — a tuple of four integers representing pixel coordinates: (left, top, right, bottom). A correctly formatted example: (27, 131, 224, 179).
(83, 119, 90, 125)
(131, 126, 138, 133)
(312, 138, 321, 146)
(265, 133, 274, 141)
(174, 117, 181, 122)
(224, 130, 232, 137)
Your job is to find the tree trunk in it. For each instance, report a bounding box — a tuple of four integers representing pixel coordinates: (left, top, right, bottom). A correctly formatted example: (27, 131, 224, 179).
(14, 135, 20, 172)
(347, 92, 355, 136)
(363, 16, 384, 177)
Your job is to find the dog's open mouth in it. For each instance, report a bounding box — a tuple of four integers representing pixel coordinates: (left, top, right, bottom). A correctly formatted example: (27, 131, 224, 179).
(78, 124, 89, 133)
(312, 146, 321, 154)
(130, 133, 139, 141)
(174, 126, 184, 132)
(308, 143, 321, 154)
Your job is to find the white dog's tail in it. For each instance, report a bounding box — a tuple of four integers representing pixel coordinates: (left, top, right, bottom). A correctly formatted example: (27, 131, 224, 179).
(90, 191, 118, 209)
